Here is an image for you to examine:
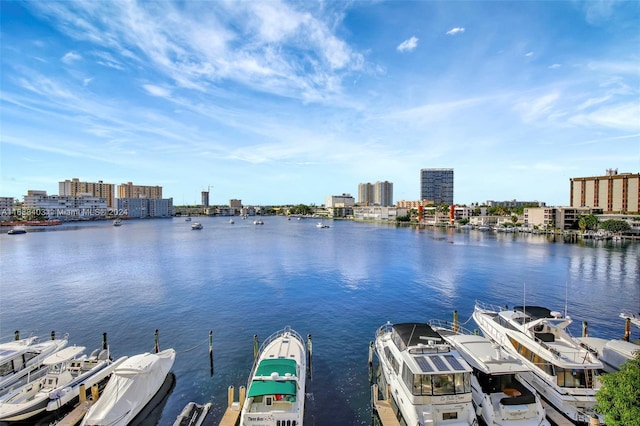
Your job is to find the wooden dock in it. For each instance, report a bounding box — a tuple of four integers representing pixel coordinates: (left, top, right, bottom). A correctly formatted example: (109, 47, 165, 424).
(218, 385, 245, 426)
(371, 384, 400, 426)
(56, 401, 95, 426)
(541, 400, 581, 426)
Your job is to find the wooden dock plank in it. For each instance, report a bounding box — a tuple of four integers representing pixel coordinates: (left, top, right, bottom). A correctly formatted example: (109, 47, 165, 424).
(218, 403, 241, 426)
(56, 401, 95, 426)
(373, 398, 401, 426)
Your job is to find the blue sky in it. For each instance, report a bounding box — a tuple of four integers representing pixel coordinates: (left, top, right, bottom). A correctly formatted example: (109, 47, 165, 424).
(1, 1, 638, 206)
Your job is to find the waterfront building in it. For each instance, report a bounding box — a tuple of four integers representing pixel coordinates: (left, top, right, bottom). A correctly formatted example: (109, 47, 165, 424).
(374, 181, 393, 206)
(396, 200, 435, 209)
(420, 168, 454, 205)
(230, 199, 243, 209)
(22, 193, 108, 220)
(524, 206, 603, 230)
(570, 169, 640, 214)
(0, 197, 15, 220)
(201, 191, 210, 207)
(485, 200, 546, 208)
(117, 197, 173, 218)
(59, 178, 115, 208)
(353, 206, 407, 221)
(358, 183, 374, 205)
(117, 182, 162, 199)
(326, 193, 355, 218)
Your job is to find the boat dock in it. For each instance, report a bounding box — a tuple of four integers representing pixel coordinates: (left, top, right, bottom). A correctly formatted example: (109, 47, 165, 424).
(56, 384, 99, 426)
(371, 384, 400, 426)
(218, 385, 245, 426)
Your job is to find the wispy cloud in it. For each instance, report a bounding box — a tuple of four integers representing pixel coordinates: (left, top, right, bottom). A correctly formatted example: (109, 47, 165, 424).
(397, 36, 419, 53)
(143, 84, 172, 98)
(446, 27, 465, 36)
(62, 51, 82, 63)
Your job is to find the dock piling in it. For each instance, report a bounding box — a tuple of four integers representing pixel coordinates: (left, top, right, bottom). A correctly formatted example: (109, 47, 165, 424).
(154, 329, 160, 353)
(14, 330, 19, 341)
(209, 330, 214, 376)
(307, 334, 313, 380)
(253, 335, 259, 358)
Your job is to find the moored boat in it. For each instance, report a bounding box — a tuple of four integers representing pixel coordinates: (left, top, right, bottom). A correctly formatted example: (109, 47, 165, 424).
(0, 345, 121, 421)
(0, 333, 68, 396)
(473, 301, 604, 424)
(112, 218, 122, 226)
(173, 401, 212, 426)
(374, 321, 478, 425)
(7, 227, 27, 234)
(81, 348, 176, 426)
(191, 222, 203, 230)
(240, 326, 306, 426)
(430, 319, 550, 426)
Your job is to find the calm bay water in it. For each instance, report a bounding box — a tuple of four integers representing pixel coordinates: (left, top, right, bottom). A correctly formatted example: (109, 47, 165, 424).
(0, 217, 638, 425)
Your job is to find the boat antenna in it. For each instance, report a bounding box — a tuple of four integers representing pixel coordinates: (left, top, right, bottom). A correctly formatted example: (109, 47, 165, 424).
(564, 281, 568, 318)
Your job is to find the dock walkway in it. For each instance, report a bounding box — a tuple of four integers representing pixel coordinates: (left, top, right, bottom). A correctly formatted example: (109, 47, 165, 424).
(371, 384, 400, 426)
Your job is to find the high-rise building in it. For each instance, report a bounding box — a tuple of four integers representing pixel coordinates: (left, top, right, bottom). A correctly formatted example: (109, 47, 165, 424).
(59, 178, 115, 207)
(420, 168, 454, 205)
(570, 169, 639, 214)
(358, 183, 374, 205)
(201, 191, 209, 207)
(358, 181, 393, 206)
(117, 182, 162, 199)
(374, 181, 393, 206)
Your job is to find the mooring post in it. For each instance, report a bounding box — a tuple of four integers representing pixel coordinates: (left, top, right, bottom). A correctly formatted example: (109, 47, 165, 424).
(582, 321, 588, 337)
(253, 335, 259, 358)
(239, 386, 246, 409)
(51, 330, 55, 340)
(102, 332, 108, 350)
(154, 329, 160, 353)
(307, 334, 313, 380)
(227, 386, 234, 408)
(14, 330, 19, 341)
(209, 330, 214, 376)
(453, 310, 458, 333)
(79, 384, 87, 404)
(624, 318, 631, 342)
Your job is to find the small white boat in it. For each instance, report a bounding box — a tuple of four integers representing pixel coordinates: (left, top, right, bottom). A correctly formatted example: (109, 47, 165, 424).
(316, 222, 330, 228)
(191, 222, 203, 230)
(575, 336, 639, 373)
(253, 220, 264, 225)
(112, 219, 122, 226)
(173, 401, 212, 426)
(185, 217, 192, 222)
(0, 345, 121, 421)
(374, 322, 477, 426)
(81, 348, 176, 426)
(0, 334, 68, 396)
(229, 219, 235, 224)
(430, 320, 550, 426)
(7, 227, 27, 235)
(473, 301, 604, 424)
(240, 326, 306, 426)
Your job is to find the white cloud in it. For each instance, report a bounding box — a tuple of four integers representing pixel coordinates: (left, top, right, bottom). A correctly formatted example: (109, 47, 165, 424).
(397, 36, 419, 53)
(446, 27, 465, 36)
(525, 51, 534, 57)
(62, 51, 82, 63)
(514, 92, 560, 123)
(143, 84, 172, 98)
(549, 64, 561, 69)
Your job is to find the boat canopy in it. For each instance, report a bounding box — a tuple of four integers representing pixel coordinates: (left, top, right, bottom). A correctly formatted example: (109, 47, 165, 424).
(248, 359, 298, 398)
(248, 379, 296, 397)
(255, 359, 297, 377)
(43, 346, 85, 365)
(513, 306, 554, 320)
(392, 323, 443, 350)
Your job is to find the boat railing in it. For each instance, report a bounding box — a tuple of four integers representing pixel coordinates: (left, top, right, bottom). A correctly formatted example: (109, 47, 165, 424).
(375, 321, 393, 339)
(475, 300, 507, 314)
(248, 326, 305, 386)
(428, 319, 477, 336)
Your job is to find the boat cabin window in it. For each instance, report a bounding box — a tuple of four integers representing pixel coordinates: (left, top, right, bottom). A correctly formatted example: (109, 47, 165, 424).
(403, 365, 471, 396)
(0, 360, 16, 377)
(556, 367, 598, 389)
(23, 351, 38, 363)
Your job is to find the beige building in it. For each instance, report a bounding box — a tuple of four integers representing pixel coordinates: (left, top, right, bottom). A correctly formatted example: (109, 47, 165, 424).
(570, 169, 639, 214)
(118, 182, 163, 200)
(60, 178, 115, 207)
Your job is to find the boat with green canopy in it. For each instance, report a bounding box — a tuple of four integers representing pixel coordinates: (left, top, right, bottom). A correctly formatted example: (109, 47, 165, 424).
(240, 326, 306, 426)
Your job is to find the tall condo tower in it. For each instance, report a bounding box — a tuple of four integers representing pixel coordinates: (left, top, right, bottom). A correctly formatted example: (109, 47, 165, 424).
(420, 168, 454, 205)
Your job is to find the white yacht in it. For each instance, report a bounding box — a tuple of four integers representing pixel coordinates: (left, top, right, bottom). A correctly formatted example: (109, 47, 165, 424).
(240, 326, 306, 426)
(81, 348, 175, 426)
(0, 345, 123, 421)
(430, 320, 550, 426)
(112, 218, 122, 226)
(374, 322, 477, 426)
(0, 333, 68, 395)
(473, 301, 604, 424)
(191, 222, 203, 230)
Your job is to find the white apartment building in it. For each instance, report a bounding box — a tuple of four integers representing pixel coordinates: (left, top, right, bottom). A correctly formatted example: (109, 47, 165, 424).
(22, 193, 108, 220)
(353, 206, 407, 221)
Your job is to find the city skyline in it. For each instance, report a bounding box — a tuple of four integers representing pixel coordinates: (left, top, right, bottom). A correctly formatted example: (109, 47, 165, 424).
(1, 1, 638, 206)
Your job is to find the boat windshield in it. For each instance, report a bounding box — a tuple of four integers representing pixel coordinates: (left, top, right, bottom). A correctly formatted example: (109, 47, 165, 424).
(403, 366, 471, 396)
(556, 367, 599, 389)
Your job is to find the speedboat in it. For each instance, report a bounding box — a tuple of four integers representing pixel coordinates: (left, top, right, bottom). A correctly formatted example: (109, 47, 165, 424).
(430, 320, 550, 426)
(374, 322, 477, 426)
(81, 348, 176, 426)
(473, 301, 604, 424)
(191, 222, 203, 230)
(7, 227, 27, 234)
(253, 220, 264, 225)
(0, 333, 68, 395)
(112, 219, 122, 226)
(185, 217, 192, 222)
(240, 326, 306, 426)
(229, 219, 235, 224)
(0, 345, 122, 421)
(316, 222, 329, 228)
